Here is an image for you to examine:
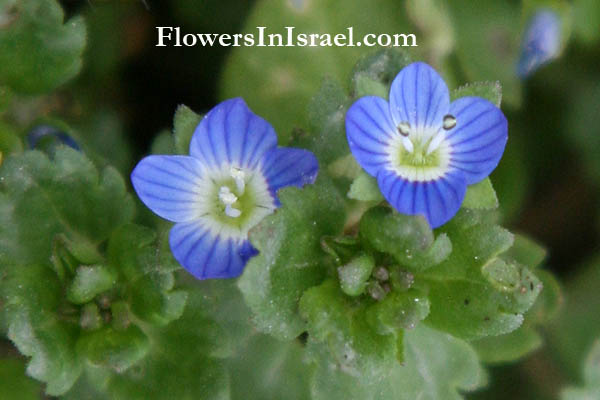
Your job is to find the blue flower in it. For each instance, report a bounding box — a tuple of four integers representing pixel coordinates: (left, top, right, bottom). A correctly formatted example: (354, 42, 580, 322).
(517, 10, 561, 78)
(131, 98, 318, 279)
(346, 62, 507, 228)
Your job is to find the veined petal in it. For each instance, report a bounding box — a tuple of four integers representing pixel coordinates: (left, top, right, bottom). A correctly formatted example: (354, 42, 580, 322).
(131, 155, 205, 223)
(389, 62, 450, 133)
(346, 96, 396, 176)
(169, 220, 254, 279)
(189, 98, 278, 169)
(377, 168, 466, 228)
(446, 97, 508, 184)
(260, 147, 319, 197)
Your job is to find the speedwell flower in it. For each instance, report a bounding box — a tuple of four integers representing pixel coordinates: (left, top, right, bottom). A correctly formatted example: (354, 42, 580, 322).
(517, 10, 561, 78)
(131, 98, 318, 279)
(346, 62, 507, 228)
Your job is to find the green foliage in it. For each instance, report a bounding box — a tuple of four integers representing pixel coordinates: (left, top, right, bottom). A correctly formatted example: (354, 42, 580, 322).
(1, 263, 82, 395)
(290, 78, 351, 165)
(338, 253, 375, 296)
(418, 209, 541, 340)
(359, 206, 452, 272)
(347, 170, 383, 202)
(0, 0, 86, 94)
(0, 148, 134, 266)
(451, 82, 502, 106)
(238, 175, 346, 340)
(562, 339, 600, 400)
(307, 325, 486, 400)
(173, 104, 202, 155)
(0, 358, 42, 400)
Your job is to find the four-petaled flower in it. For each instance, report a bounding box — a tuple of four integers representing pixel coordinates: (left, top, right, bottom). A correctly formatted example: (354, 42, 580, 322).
(346, 62, 508, 228)
(517, 9, 561, 78)
(131, 98, 318, 279)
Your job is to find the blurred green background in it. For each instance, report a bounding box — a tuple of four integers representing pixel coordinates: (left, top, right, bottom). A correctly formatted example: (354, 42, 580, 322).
(2, 0, 600, 398)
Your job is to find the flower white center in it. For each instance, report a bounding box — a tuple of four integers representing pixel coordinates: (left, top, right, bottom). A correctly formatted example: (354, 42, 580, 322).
(193, 164, 276, 239)
(386, 119, 454, 182)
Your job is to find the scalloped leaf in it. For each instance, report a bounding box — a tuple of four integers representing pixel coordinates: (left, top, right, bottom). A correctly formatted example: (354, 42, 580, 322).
(308, 325, 486, 400)
(1, 264, 82, 395)
(0, 148, 134, 267)
(415, 209, 542, 340)
(359, 206, 452, 272)
(238, 176, 346, 340)
(0, 0, 86, 94)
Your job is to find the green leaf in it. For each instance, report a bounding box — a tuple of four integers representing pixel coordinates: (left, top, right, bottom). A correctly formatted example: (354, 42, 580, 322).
(66, 265, 116, 305)
(309, 325, 486, 400)
(351, 48, 412, 98)
(289, 78, 351, 165)
(347, 170, 384, 202)
(1, 264, 82, 395)
(573, 0, 600, 43)
(300, 280, 399, 383)
(562, 339, 600, 400)
(462, 178, 499, 210)
(359, 206, 452, 272)
(227, 335, 311, 400)
(416, 210, 542, 340)
(107, 224, 187, 326)
(172, 105, 202, 155)
(220, 0, 413, 141)
(0, 148, 134, 267)
(471, 326, 542, 364)
(0, 358, 42, 400)
(338, 253, 375, 296)
(504, 233, 547, 269)
(0, 0, 86, 94)
(77, 325, 150, 373)
(368, 290, 430, 334)
(451, 82, 502, 107)
(238, 176, 346, 340)
(0, 121, 23, 157)
(69, 285, 233, 400)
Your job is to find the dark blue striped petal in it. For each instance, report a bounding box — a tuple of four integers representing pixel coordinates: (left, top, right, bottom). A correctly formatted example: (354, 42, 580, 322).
(189, 98, 278, 169)
(346, 96, 396, 176)
(446, 97, 508, 185)
(377, 168, 466, 228)
(131, 155, 204, 223)
(169, 221, 253, 279)
(261, 147, 319, 196)
(389, 62, 450, 132)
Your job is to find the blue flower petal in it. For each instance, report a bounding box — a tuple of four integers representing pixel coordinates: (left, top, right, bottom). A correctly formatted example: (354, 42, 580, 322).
(446, 97, 508, 185)
(517, 10, 561, 78)
(346, 96, 396, 176)
(189, 98, 278, 169)
(389, 62, 450, 131)
(131, 155, 205, 223)
(377, 168, 466, 228)
(260, 147, 319, 198)
(169, 220, 252, 279)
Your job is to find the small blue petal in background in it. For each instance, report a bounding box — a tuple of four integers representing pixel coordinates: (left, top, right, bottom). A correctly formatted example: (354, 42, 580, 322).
(517, 10, 562, 78)
(131, 98, 318, 280)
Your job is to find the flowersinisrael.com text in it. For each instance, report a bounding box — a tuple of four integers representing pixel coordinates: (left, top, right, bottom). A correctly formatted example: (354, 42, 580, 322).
(156, 26, 418, 48)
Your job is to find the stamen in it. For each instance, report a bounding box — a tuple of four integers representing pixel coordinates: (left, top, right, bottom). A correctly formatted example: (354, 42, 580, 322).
(397, 121, 411, 137)
(225, 204, 242, 218)
(443, 114, 457, 130)
(230, 166, 246, 194)
(219, 186, 242, 218)
(218, 186, 238, 205)
(426, 132, 445, 155)
(401, 136, 414, 153)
